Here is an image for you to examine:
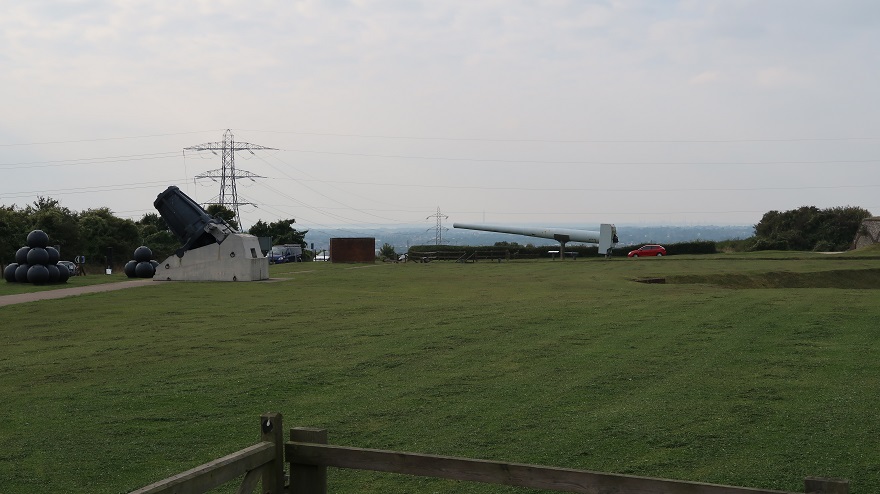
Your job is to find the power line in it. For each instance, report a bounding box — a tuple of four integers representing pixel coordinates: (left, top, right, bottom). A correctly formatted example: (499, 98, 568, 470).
(252, 150, 405, 223)
(0, 151, 181, 170)
(277, 148, 878, 166)
(0, 178, 187, 199)
(5, 128, 876, 147)
(238, 129, 880, 144)
(255, 178, 399, 225)
(2, 145, 873, 172)
(0, 130, 221, 147)
(268, 177, 880, 194)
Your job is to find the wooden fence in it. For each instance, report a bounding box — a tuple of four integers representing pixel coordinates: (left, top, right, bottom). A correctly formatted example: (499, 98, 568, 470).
(129, 412, 285, 494)
(130, 412, 850, 494)
(405, 250, 509, 262)
(405, 250, 524, 262)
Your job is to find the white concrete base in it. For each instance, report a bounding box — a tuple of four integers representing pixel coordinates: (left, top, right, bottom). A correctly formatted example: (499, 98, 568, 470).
(153, 233, 269, 282)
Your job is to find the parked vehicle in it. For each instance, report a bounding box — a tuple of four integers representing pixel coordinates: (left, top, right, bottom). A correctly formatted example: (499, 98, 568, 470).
(57, 260, 77, 274)
(267, 244, 302, 263)
(627, 245, 667, 258)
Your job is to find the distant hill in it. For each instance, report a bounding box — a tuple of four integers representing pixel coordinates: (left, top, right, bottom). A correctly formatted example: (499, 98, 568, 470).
(300, 225, 755, 253)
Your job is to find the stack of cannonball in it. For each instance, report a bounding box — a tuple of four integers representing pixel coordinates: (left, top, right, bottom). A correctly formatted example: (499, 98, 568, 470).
(3, 230, 70, 284)
(124, 246, 158, 278)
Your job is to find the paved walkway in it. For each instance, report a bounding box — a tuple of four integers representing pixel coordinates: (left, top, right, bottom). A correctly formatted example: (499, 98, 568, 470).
(0, 279, 156, 307)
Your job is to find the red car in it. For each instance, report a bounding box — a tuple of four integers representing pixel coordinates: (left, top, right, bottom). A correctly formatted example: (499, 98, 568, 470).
(627, 244, 666, 257)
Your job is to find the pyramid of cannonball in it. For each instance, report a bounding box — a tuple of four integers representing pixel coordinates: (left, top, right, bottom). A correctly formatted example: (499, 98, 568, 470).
(3, 229, 70, 284)
(124, 245, 158, 278)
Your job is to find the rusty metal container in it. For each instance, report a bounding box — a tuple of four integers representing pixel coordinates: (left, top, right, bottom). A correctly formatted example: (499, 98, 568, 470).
(329, 238, 375, 263)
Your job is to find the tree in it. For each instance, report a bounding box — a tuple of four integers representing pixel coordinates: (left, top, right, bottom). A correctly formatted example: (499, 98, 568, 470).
(248, 218, 307, 247)
(136, 213, 178, 260)
(815, 206, 874, 251)
(205, 204, 238, 231)
(2, 198, 83, 264)
(379, 242, 397, 260)
(247, 219, 270, 238)
(25, 197, 81, 258)
(78, 208, 140, 264)
(753, 205, 871, 251)
(0, 205, 28, 266)
(137, 212, 169, 233)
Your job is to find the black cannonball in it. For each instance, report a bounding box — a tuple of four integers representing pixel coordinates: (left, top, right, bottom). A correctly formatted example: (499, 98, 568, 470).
(27, 264, 50, 284)
(47, 264, 60, 283)
(136, 261, 155, 277)
(15, 247, 30, 264)
(4, 263, 18, 282)
(27, 230, 49, 248)
(27, 247, 50, 266)
(150, 260, 159, 270)
(14, 264, 30, 283)
(124, 260, 137, 278)
(56, 263, 70, 283)
(46, 246, 60, 264)
(134, 246, 153, 263)
(135, 261, 155, 278)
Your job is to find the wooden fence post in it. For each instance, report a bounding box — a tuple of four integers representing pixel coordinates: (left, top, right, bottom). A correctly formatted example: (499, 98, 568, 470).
(260, 412, 285, 494)
(289, 427, 328, 494)
(805, 477, 849, 494)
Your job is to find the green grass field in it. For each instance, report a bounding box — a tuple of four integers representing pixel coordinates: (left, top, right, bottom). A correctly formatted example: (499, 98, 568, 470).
(1, 252, 879, 493)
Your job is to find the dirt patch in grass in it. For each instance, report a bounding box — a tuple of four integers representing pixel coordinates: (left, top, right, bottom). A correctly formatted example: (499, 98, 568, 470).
(665, 268, 880, 289)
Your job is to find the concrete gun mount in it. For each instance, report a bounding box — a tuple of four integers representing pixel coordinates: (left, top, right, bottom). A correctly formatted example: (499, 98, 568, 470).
(152, 186, 269, 281)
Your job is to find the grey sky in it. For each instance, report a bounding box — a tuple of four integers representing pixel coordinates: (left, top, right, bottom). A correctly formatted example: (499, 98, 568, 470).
(1, 1, 878, 234)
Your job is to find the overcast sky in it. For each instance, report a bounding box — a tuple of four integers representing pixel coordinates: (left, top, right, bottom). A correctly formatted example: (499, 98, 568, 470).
(2, 1, 878, 237)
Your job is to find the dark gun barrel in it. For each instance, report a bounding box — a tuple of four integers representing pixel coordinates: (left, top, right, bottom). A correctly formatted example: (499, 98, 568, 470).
(154, 186, 232, 256)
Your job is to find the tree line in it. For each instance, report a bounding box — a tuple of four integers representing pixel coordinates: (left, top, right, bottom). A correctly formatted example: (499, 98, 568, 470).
(2, 198, 870, 267)
(1, 197, 306, 267)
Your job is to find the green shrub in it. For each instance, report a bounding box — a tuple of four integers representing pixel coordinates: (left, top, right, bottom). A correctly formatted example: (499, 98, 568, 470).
(410, 240, 719, 258)
(716, 237, 756, 253)
(753, 205, 871, 252)
(665, 240, 717, 255)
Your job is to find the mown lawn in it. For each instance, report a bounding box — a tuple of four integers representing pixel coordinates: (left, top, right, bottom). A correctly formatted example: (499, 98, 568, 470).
(1, 253, 878, 493)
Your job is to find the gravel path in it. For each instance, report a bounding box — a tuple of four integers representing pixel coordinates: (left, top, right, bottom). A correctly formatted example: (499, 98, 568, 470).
(0, 279, 156, 307)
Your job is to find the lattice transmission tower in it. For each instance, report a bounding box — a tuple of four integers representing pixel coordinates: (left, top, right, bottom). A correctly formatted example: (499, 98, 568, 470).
(427, 207, 448, 245)
(185, 129, 275, 230)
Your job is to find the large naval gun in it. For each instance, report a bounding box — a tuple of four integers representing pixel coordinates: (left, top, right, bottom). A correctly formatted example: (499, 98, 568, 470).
(152, 186, 269, 281)
(453, 223, 618, 259)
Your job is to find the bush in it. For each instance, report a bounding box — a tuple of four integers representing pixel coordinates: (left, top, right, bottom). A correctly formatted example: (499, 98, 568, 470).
(665, 240, 717, 255)
(751, 238, 789, 251)
(410, 240, 719, 259)
(753, 205, 871, 252)
(716, 237, 756, 253)
(379, 243, 397, 260)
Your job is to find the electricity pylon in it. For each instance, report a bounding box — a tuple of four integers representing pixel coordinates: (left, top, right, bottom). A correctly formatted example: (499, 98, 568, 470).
(185, 129, 275, 230)
(427, 207, 448, 245)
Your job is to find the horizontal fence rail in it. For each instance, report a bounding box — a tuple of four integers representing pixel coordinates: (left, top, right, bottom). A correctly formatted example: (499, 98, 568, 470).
(129, 415, 849, 494)
(287, 426, 849, 494)
(130, 442, 275, 494)
(130, 412, 285, 494)
(287, 441, 809, 494)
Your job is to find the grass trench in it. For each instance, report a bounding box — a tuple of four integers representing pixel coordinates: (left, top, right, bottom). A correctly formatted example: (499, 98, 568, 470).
(1, 254, 880, 493)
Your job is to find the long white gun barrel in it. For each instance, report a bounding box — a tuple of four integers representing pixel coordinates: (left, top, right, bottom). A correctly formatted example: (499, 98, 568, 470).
(453, 223, 618, 258)
(453, 223, 598, 242)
